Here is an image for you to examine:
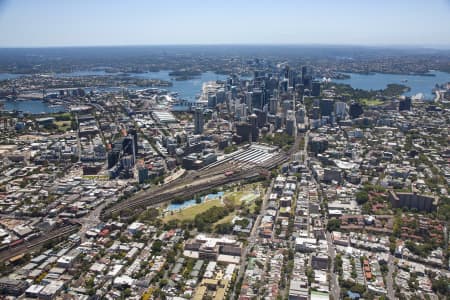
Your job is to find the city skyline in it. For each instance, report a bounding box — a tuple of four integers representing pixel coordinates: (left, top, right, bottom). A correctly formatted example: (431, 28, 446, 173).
(1, 0, 450, 48)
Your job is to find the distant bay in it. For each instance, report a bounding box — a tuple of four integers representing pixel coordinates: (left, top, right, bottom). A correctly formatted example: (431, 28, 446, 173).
(2, 69, 449, 101)
(334, 71, 450, 100)
(0, 70, 227, 102)
(1, 99, 66, 114)
(55, 70, 228, 101)
(0, 70, 228, 114)
(0, 73, 24, 80)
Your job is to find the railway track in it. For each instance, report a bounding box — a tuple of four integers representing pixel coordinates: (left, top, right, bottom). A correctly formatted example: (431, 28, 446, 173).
(0, 224, 80, 263)
(102, 170, 258, 218)
(138, 161, 237, 196)
(102, 152, 289, 219)
(102, 162, 239, 215)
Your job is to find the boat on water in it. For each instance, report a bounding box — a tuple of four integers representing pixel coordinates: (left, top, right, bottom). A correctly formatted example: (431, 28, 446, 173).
(412, 93, 424, 101)
(4, 95, 17, 101)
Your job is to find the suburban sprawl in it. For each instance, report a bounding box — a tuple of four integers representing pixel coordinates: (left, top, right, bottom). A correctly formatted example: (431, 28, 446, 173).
(0, 47, 449, 300)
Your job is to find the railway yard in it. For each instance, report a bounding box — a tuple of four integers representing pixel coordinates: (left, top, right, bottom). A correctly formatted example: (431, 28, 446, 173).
(102, 148, 288, 219)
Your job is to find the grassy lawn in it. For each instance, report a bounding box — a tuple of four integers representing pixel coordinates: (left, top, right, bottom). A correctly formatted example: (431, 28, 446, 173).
(213, 213, 236, 227)
(361, 98, 383, 106)
(162, 183, 262, 225)
(163, 199, 223, 223)
(224, 191, 245, 206)
(241, 193, 259, 203)
(249, 201, 260, 214)
(55, 121, 71, 131)
(224, 184, 261, 206)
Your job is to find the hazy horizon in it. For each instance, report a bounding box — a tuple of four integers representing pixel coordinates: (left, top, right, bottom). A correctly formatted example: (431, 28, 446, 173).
(0, 43, 450, 50)
(1, 0, 450, 48)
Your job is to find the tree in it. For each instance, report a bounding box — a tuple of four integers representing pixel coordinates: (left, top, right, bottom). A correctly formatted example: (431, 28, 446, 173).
(408, 272, 418, 291)
(234, 218, 250, 228)
(139, 208, 159, 222)
(352, 284, 366, 294)
(224, 145, 238, 154)
(431, 276, 449, 295)
(389, 236, 396, 254)
(392, 211, 402, 237)
(437, 197, 450, 222)
(306, 267, 315, 284)
(355, 191, 369, 205)
(194, 205, 229, 232)
(362, 202, 372, 214)
(151, 239, 163, 254)
(216, 222, 233, 234)
(160, 279, 168, 287)
(85, 277, 94, 289)
(327, 219, 341, 232)
(335, 254, 343, 275)
(123, 288, 132, 298)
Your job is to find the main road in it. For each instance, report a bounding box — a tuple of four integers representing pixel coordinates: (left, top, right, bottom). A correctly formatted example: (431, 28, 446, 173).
(301, 128, 341, 300)
(230, 178, 274, 299)
(326, 231, 341, 300)
(386, 254, 396, 300)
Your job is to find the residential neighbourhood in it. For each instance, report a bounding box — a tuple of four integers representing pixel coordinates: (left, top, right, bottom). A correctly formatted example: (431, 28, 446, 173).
(0, 44, 449, 300)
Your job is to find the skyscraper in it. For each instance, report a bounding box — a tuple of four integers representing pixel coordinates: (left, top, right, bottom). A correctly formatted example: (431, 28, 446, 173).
(245, 91, 253, 111)
(248, 114, 259, 142)
(399, 97, 412, 111)
(349, 102, 363, 119)
(319, 99, 334, 117)
(296, 108, 306, 124)
(123, 136, 135, 159)
(253, 108, 267, 128)
(208, 94, 217, 108)
(294, 83, 305, 103)
(335, 101, 347, 119)
(252, 89, 264, 110)
(301, 66, 309, 80)
(194, 107, 204, 134)
(302, 66, 313, 89)
(286, 110, 297, 137)
(279, 79, 289, 93)
(269, 97, 278, 115)
(288, 69, 297, 88)
(311, 81, 321, 97)
(138, 165, 149, 184)
(128, 127, 138, 156)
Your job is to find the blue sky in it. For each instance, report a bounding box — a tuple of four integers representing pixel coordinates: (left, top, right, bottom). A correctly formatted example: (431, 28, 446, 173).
(0, 0, 450, 47)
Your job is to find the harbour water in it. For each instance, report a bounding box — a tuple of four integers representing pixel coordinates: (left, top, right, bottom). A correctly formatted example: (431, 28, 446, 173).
(1, 70, 227, 114)
(2, 69, 448, 114)
(334, 70, 450, 100)
(73, 70, 447, 100)
(0, 73, 24, 80)
(56, 70, 227, 101)
(142, 71, 227, 101)
(1, 99, 66, 114)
